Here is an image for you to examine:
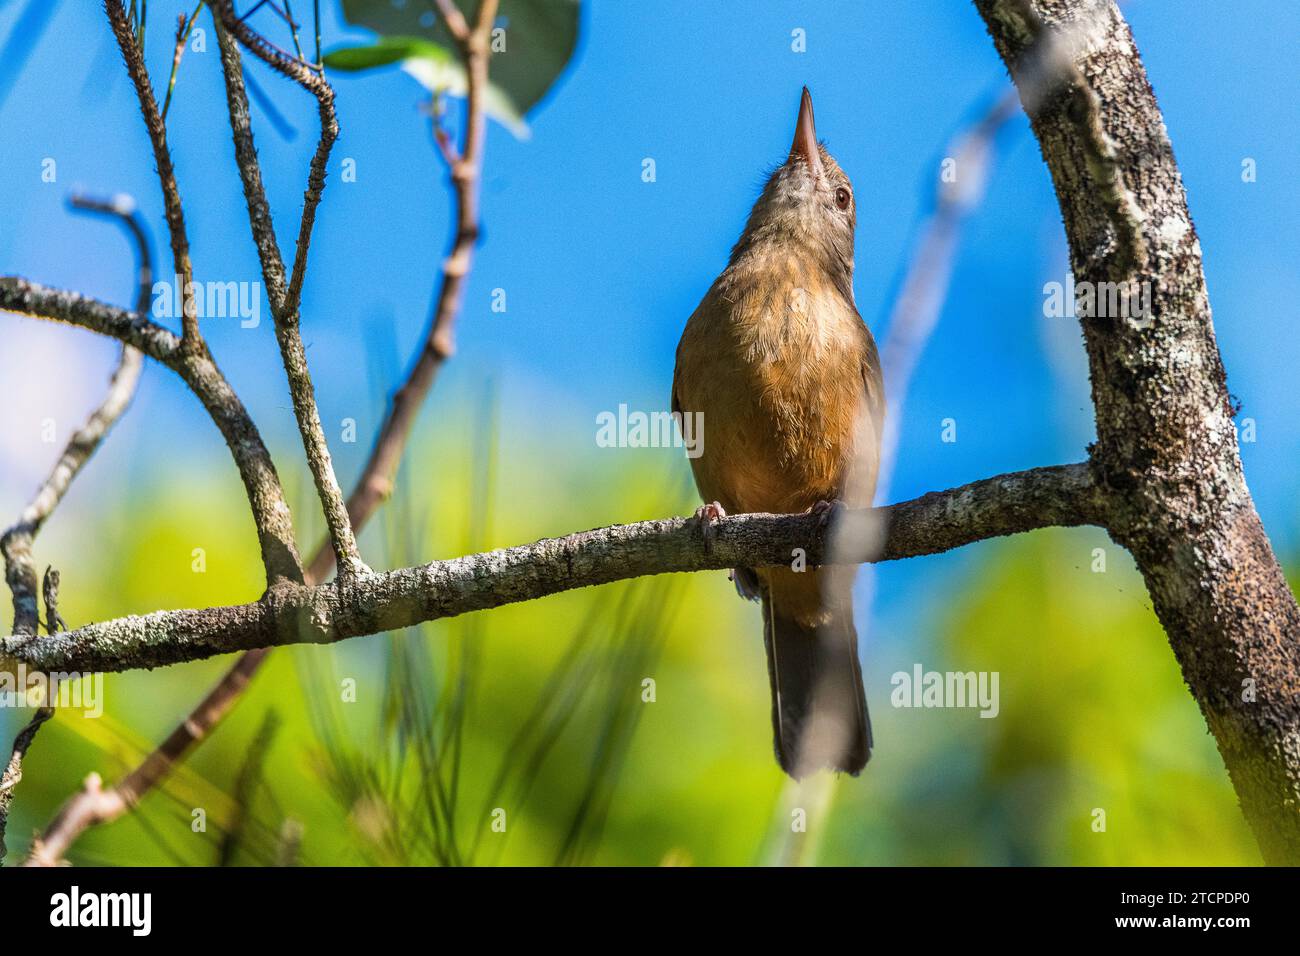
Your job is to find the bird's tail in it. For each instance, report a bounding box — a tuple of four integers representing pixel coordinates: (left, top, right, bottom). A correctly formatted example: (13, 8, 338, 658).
(761, 574, 871, 778)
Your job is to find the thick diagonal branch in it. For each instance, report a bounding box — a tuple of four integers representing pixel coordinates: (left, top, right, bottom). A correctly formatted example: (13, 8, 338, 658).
(1, 463, 1104, 675)
(975, 0, 1300, 863)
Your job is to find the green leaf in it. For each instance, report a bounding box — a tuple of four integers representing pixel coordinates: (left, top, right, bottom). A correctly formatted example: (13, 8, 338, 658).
(323, 36, 452, 72)
(336, 0, 581, 138)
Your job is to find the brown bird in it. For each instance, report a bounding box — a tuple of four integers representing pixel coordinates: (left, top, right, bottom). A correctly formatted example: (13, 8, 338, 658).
(672, 87, 885, 778)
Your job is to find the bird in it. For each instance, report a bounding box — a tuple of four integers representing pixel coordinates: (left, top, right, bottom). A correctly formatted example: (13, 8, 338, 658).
(672, 87, 885, 779)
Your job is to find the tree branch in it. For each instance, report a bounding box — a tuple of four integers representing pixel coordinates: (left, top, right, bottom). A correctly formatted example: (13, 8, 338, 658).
(104, 0, 201, 349)
(975, 0, 1300, 863)
(432, 0, 471, 46)
(0, 193, 150, 863)
(329, 0, 497, 577)
(77, 3, 306, 585)
(0, 711, 53, 864)
(0, 278, 303, 584)
(1, 463, 1103, 675)
(208, 5, 365, 578)
(20, 0, 508, 865)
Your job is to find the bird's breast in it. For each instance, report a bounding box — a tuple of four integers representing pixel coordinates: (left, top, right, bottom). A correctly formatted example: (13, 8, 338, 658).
(675, 265, 874, 515)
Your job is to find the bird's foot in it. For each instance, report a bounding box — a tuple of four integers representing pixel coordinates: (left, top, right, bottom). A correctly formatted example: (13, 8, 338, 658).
(694, 501, 727, 552)
(805, 499, 845, 528)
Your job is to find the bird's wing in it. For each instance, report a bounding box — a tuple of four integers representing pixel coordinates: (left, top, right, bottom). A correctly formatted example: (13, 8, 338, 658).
(859, 319, 887, 444)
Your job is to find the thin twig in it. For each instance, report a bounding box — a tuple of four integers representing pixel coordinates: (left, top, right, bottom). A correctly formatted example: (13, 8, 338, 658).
(329, 0, 499, 543)
(0, 281, 304, 585)
(279, 0, 305, 63)
(207, 1, 333, 306)
(433, 0, 471, 45)
(105, 0, 200, 348)
(160, 3, 206, 122)
(42, 567, 66, 635)
(99, 6, 306, 584)
(1, 202, 150, 635)
(0, 192, 150, 863)
(18, 0, 505, 865)
(0, 710, 54, 864)
(234, 0, 320, 70)
(427, 0, 499, 361)
(427, 93, 461, 168)
(209, 4, 365, 579)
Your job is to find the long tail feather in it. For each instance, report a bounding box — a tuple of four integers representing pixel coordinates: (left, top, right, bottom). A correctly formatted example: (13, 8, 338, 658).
(762, 587, 871, 778)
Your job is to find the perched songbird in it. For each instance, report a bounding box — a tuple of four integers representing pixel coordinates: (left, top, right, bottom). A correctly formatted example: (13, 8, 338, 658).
(673, 88, 885, 778)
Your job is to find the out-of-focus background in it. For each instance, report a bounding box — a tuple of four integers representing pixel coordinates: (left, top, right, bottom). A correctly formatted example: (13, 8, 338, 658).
(1, 0, 1295, 865)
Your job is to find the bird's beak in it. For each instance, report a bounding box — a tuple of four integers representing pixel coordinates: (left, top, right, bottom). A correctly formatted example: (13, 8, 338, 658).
(789, 86, 823, 178)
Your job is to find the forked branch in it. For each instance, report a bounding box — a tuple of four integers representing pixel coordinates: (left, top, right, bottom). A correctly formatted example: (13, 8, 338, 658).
(210, 4, 364, 578)
(19, 0, 506, 864)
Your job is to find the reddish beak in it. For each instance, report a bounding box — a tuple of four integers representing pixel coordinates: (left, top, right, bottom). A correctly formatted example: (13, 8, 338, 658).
(789, 86, 823, 178)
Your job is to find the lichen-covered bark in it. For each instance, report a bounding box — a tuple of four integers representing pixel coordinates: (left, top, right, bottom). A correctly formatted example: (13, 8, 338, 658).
(0, 193, 151, 862)
(975, 0, 1300, 863)
(0, 278, 302, 583)
(211, 15, 364, 580)
(0, 464, 1100, 673)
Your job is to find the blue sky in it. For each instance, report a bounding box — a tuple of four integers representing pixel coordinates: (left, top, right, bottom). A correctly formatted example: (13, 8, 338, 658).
(2, 1, 1297, 629)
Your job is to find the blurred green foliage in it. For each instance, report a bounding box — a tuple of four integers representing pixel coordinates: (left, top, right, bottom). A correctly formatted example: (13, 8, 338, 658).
(2, 393, 1267, 866)
(328, 0, 581, 136)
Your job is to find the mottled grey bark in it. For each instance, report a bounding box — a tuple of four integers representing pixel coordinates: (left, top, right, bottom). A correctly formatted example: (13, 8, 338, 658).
(19, 0, 506, 866)
(0, 464, 1101, 673)
(0, 195, 149, 863)
(975, 0, 1300, 863)
(0, 278, 302, 583)
(210, 10, 366, 580)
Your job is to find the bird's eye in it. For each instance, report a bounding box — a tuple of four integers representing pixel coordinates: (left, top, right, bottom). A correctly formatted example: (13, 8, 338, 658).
(835, 187, 851, 210)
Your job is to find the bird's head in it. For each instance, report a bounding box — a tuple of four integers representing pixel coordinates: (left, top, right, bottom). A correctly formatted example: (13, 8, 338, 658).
(730, 87, 856, 281)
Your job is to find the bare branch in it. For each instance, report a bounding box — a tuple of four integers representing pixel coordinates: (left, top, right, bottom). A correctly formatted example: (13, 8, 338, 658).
(207, 1, 333, 310)
(104, 0, 201, 348)
(0, 709, 53, 863)
(426, 0, 497, 361)
(0, 193, 149, 862)
(160, 3, 206, 122)
(41, 567, 66, 635)
(2, 463, 1103, 675)
(1, 203, 149, 635)
(433, 0, 471, 46)
(0, 276, 176, 360)
(97, 2, 306, 583)
(22, 646, 269, 867)
(21, 0, 508, 864)
(209, 5, 365, 578)
(472, 0, 500, 37)
(0, 350, 143, 635)
(331, 62, 494, 585)
(0, 278, 303, 584)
